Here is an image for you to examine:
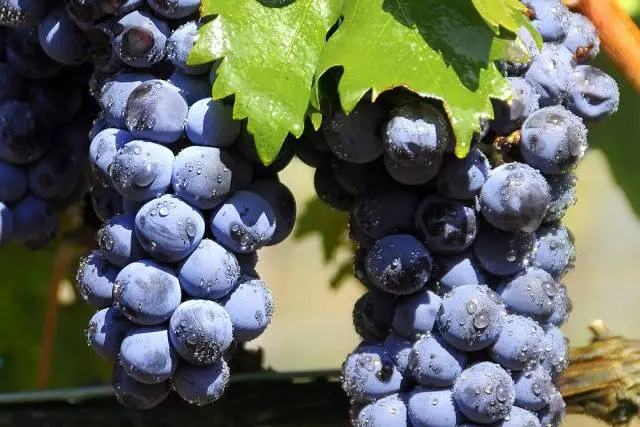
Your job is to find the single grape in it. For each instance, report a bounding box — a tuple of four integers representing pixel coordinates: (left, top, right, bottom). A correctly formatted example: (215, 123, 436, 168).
(313, 166, 354, 211)
(546, 283, 572, 328)
(473, 224, 536, 276)
(99, 71, 154, 128)
(407, 387, 463, 427)
(498, 267, 559, 322)
(111, 11, 169, 68)
(437, 285, 505, 352)
(383, 153, 442, 186)
(120, 325, 179, 383)
(185, 98, 241, 148)
(135, 194, 205, 262)
(124, 79, 188, 144)
(392, 289, 441, 339)
(524, 44, 574, 107)
(6, 28, 62, 79)
(523, 0, 570, 42)
(166, 22, 210, 73)
(249, 178, 296, 245)
(365, 234, 432, 295)
(504, 27, 540, 76)
(543, 173, 577, 223)
(0, 101, 50, 165)
(513, 366, 555, 411)
(453, 362, 515, 424)
(178, 239, 240, 300)
(169, 299, 234, 365)
(90, 183, 125, 222)
(221, 276, 274, 342)
(76, 250, 120, 307)
(90, 128, 134, 180)
(563, 12, 600, 63)
(172, 359, 230, 406)
(341, 343, 404, 402)
(489, 314, 544, 371)
(480, 162, 551, 233)
(520, 106, 588, 175)
(38, 7, 88, 65)
(330, 157, 383, 195)
(540, 327, 569, 378)
(533, 223, 575, 279)
(415, 195, 477, 254)
(492, 77, 540, 135)
(382, 332, 412, 376)
(538, 390, 566, 426)
(437, 148, 490, 200)
(209, 190, 276, 253)
(432, 251, 487, 292)
(0, 160, 27, 203)
(12, 195, 57, 249)
(113, 259, 181, 325)
(352, 289, 395, 342)
(96, 214, 146, 267)
(356, 394, 408, 427)
(565, 65, 620, 121)
(323, 101, 385, 164)
(112, 363, 169, 409)
(171, 146, 236, 210)
(87, 307, 132, 360)
(497, 407, 541, 427)
(27, 142, 84, 201)
(168, 70, 211, 105)
(408, 332, 467, 386)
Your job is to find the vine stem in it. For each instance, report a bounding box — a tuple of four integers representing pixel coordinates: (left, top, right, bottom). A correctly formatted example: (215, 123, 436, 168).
(563, 0, 640, 92)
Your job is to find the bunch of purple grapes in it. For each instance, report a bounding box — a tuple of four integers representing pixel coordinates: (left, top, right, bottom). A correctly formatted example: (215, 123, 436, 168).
(298, 0, 619, 425)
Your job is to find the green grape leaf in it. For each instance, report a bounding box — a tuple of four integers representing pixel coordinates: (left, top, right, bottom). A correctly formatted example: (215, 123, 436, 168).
(294, 198, 348, 262)
(190, 0, 342, 165)
(314, 0, 515, 157)
(471, 0, 531, 34)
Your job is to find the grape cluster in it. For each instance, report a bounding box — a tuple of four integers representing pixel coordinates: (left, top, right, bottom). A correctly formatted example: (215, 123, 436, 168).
(68, 0, 296, 409)
(0, 21, 92, 248)
(299, 1, 619, 425)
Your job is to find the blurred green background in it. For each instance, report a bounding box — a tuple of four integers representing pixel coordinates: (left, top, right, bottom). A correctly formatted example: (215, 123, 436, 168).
(0, 1, 639, 426)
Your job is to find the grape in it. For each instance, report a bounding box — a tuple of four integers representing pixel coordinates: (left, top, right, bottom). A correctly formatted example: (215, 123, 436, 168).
(546, 283, 571, 328)
(171, 146, 236, 210)
(330, 157, 382, 195)
(0, 63, 25, 102)
(89, 128, 134, 180)
(437, 148, 490, 200)
(349, 215, 376, 250)
(533, 223, 575, 279)
(112, 363, 169, 409)
(221, 276, 274, 342)
(109, 140, 175, 202)
(87, 307, 132, 360)
(383, 102, 450, 166)
(414, 195, 477, 254)
(392, 289, 441, 339)
(38, 7, 88, 65)
(543, 173, 577, 223)
(452, 362, 515, 424)
(124, 79, 189, 144)
(408, 333, 467, 386)
(113, 260, 181, 325)
(135, 194, 206, 262)
(432, 251, 487, 292)
(498, 267, 559, 322)
(99, 71, 154, 128)
(120, 325, 179, 383)
(480, 162, 551, 233)
(352, 289, 394, 341)
(185, 98, 241, 148)
(88, 182, 120, 219)
(0, 160, 27, 203)
(168, 70, 211, 105)
(295, 135, 330, 168)
(356, 394, 408, 427)
(12, 195, 57, 248)
(0, 202, 13, 244)
(249, 178, 296, 245)
(365, 234, 432, 295)
(76, 250, 119, 307)
(437, 285, 506, 352)
(96, 214, 146, 267)
(540, 327, 569, 378)
(111, 11, 169, 68)
(538, 390, 565, 426)
(209, 190, 276, 253)
(473, 226, 535, 276)
(492, 77, 540, 135)
(0, 0, 52, 28)
(351, 185, 420, 240)
(504, 27, 540, 76)
(523, 0, 570, 42)
(489, 314, 544, 370)
(513, 367, 554, 411)
(323, 101, 385, 164)
(169, 299, 233, 365)
(178, 239, 240, 300)
(27, 141, 84, 201)
(166, 22, 210, 73)
(520, 107, 588, 175)
(383, 153, 442, 186)
(382, 332, 412, 375)
(565, 65, 620, 121)
(524, 44, 574, 107)
(407, 388, 463, 427)
(172, 359, 230, 406)
(564, 12, 600, 63)
(341, 343, 404, 402)
(0, 101, 50, 165)
(313, 166, 354, 211)
(27, 78, 83, 127)
(6, 27, 62, 79)
(498, 407, 541, 427)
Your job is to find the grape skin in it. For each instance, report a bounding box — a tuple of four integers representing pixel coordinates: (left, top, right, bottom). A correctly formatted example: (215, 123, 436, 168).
(407, 332, 467, 387)
(76, 250, 119, 307)
(172, 359, 230, 406)
(112, 363, 169, 409)
(119, 325, 179, 384)
(407, 388, 463, 427)
(87, 307, 132, 360)
(392, 289, 441, 339)
(356, 393, 408, 427)
(221, 276, 274, 342)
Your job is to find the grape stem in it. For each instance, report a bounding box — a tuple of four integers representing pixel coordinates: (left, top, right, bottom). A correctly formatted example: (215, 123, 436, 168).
(563, 0, 640, 92)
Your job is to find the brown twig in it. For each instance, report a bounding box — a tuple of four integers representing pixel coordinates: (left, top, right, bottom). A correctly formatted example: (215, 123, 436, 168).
(564, 0, 640, 92)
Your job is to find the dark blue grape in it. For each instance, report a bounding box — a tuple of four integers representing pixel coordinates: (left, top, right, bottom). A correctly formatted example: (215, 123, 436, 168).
(489, 314, 544, 371)
(313, 166, 354, 211)
(87, 307, 132, 360)
(540, 327, 569, 378)
(112, 363, 169, 409)
(222, 276, 274, 342)
(330, 157, 383, 195)
(12, 195, 57, 249)
(408, 332, 467, 386)
(415, 195, 477, 254)
(6, 28, 62, 79)
(97, 214, 146, 267)
(492, 77, 540, 135)
(543, 173, 576, 223)
(356, 394, 408, 426)
(546, 283, 572, 328)
(473, 224, 536, 276)
(168, 70, 210, 106)
(112, 11, 169, 68)
(352, 289, 394, 341)
(498, 267, 559, 322)
(0, 63, 25, 103)
(0, 101, 50, 165)
(533, 223, 575, 279)
(523, 0, 570, 42)
(38, 7, 88, 65)
(27, 79, 83, 127)
(99, 71, 154, 128)
(513, 367, 555, 411)
(90, 128, 134, 180)
(437, 148, 490, 200)
(185, 98, 241, 148)
(538, 390, 566, 427)
(564, 12, 599, 63)
(524, 44, 574, 107)
(0, 160, 27, 203)
(166, 22, 210, 73)
(178, 239, 239, 300)
(341, 343, 403, 402)
(407, 387, 463, 427)
(392, 289, 441, 339)
(172, 359, 230, 406)
(433, 251, 487, 292)
(91, 182, 124, 222)
(120, 325, 179, 383)
(383, 332, 412, 376)
(249, 178, 296, 245)
(565, 65, 619, 121)
(76, 250, 119, 307)
(383, 152, 442, 186)
(498, 406, 541, 426)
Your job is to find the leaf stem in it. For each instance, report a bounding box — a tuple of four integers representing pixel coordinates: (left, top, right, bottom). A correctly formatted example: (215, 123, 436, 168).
(564, 0, 640, 92)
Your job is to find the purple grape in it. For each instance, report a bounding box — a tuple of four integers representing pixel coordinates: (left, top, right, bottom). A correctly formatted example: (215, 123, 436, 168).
(120, 325, 179, 383)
